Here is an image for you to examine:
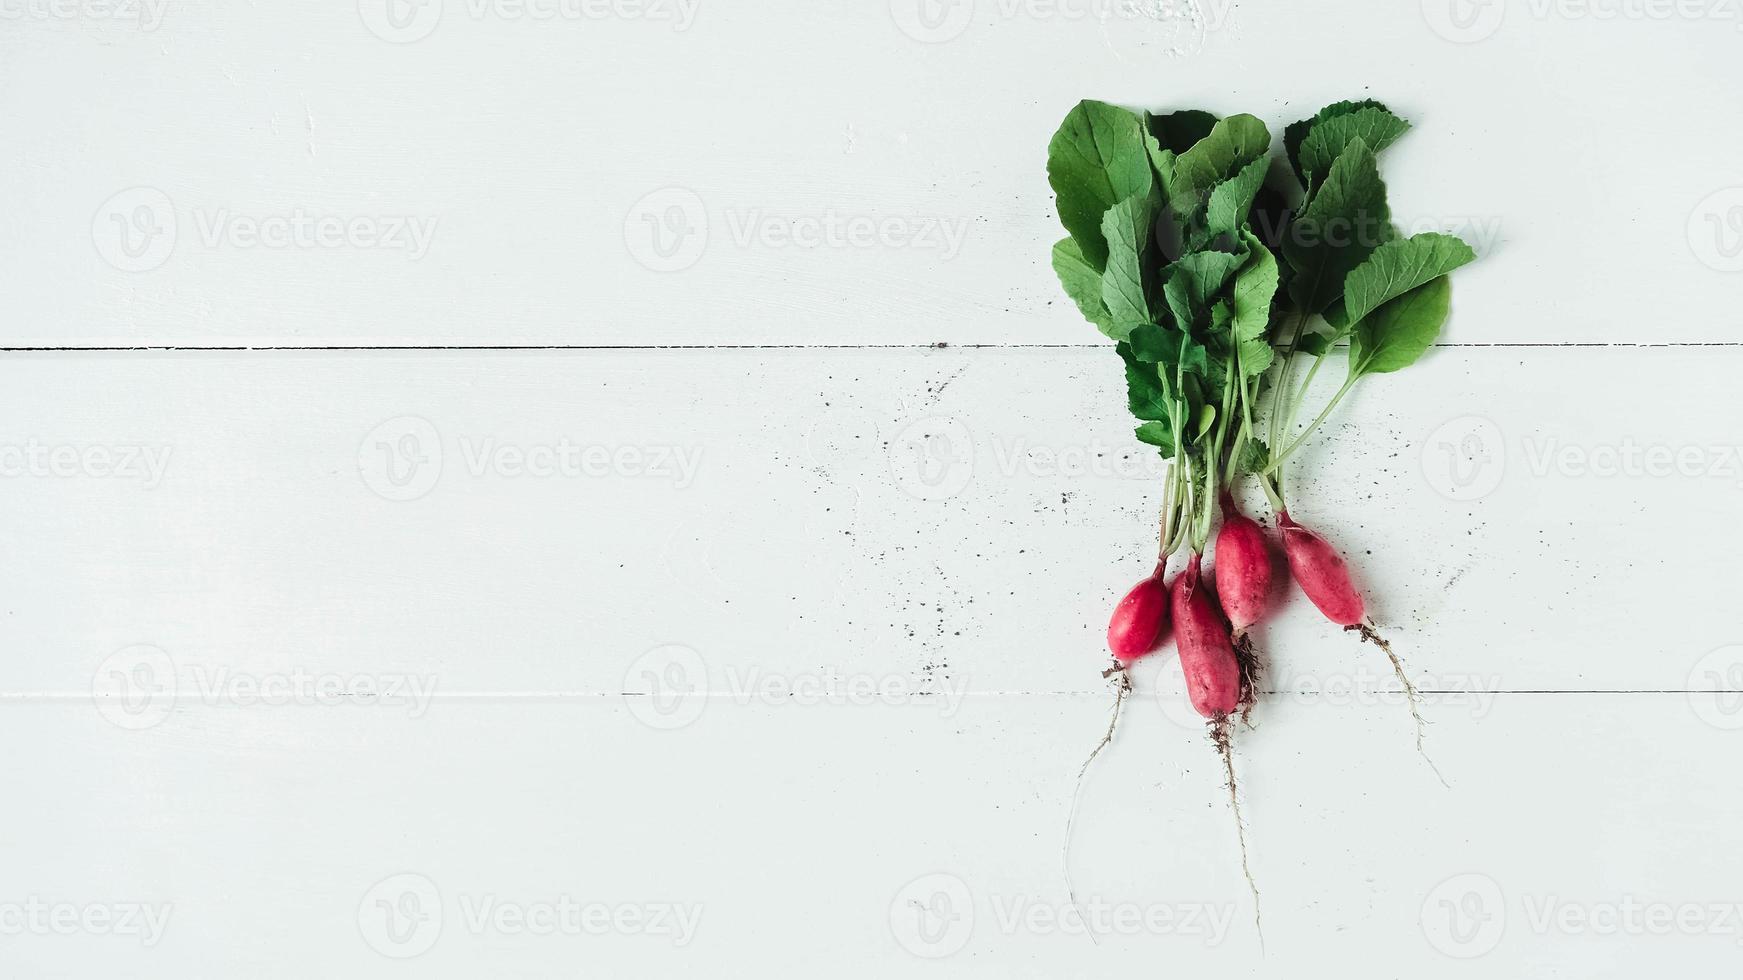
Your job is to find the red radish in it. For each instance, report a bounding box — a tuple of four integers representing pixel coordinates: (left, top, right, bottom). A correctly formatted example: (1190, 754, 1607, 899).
(1107, 562, 1169, 663)
(1278, 511, 1441, 780)
(1277, 511, 1364, 627)
(1170, 555, 1242, 719)
(1213, 495, 1274, 636)
(1171, 554, 1262, 928)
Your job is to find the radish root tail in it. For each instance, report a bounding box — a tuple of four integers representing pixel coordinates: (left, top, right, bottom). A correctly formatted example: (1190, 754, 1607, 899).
(1233, 632, 1263, 729)
(1063, 664, 1131, 945)
(1348, 623, 1450, 789)
(1210, 715, 1263, 947)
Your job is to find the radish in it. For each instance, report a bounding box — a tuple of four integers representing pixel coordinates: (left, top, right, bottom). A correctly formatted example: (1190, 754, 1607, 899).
(1279, 510, 1444, 783)
(1276, 511, 1362, 626)
(1106, 562, 1169, 664)
(1214, 495, 1274, 636)
(1170, 555, 1242, 719)
(1045, 97, 1478, 940)
(1171, 553, 1261, 934)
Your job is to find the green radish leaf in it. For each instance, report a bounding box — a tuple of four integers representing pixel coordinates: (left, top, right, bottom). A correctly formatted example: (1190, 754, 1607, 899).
(1232, 436, 1270, 475)
(1170, 114, 1271, 218)
(1124, 322, 1172, 363)
(1231, 230, 1279, 377)
(1298, 107, 1411, 192)
(1163, 248, 1246, 329)
(1145, 109, 1219, 205)
(1134, 421, 1175, 454)
(1283, 137, 1392, 315)
(1099, 190, 1161, 336)
(1294, 332, 1333, 357)
(1349, 276, 1452, 377)
(1119, 344, 1174, 421)
(1193, 404, 1217, 441)
(1130, 322, 1211, 386)
(1284, 99, 1394, 185)
(1047, 100, 1153, 270)
(1169, 336, 1214, 381)
(1051, 237, 1112, 333)
(1194, 154, 1271, 249)
(1331, 232, 1476, 330)
(1144, 136, 1176, 203)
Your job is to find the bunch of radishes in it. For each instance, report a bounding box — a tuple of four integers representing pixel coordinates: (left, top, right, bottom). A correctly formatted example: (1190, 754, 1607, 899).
(1048, 99, 1476, 733)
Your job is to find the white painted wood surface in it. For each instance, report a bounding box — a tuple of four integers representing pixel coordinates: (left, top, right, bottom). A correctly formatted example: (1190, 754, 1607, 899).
(5, 0, 1743, 977)
(4, 0, 1742, 346)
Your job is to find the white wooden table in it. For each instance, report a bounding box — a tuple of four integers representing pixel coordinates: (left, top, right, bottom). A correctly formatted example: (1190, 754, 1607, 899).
(4, 1, 1742, 975)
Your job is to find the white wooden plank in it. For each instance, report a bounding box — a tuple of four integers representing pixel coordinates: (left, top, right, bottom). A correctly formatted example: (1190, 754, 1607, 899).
(0, 346, 1737, 704)
(0, 694, 1738, 977)
(2, 1, 1741, 345)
